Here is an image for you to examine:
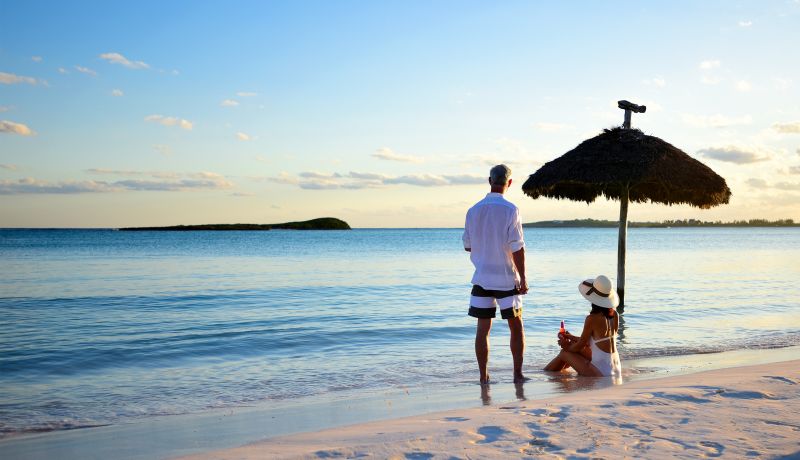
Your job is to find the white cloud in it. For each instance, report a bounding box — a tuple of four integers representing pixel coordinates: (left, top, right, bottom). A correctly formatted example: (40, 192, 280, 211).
(1, 164, 18, 171)
(642, 77, 666, 88)
(372, 147, 423, 163)
(775, 182, 800, 191)
(348, 171, 388, 180)
(266, 172, 300, 185)
(0, 120, 36, 136)
(236, 132, 251, 141)
(747, 178, 768, 188)
(534, 122, 572, 132)
(3, 170, 237, 194)
(738, 20, 753, 27)
(111, 177, 233, 191)
(191, 171, 226, 180)
(300, 171, 342, 179)
(0, 106, 11, 112)
(386, 174, 451, 187)
(75, 65, 97, 76)
(786, 166, 800, 174)
(0, 71, 39, 85)
(697, 146, 771, 164)
(0, 178, 118, 194)
(442, 174, 486, 185)
(231, 192, 256, 197)
(99, 52, 150, 70)
(153, 144, 172, 156)
(58, 67, 69, 75)
(682, 113, 752, 128)
(699, 60, 722, 85)
(111, 89, 124, 97)
(85, 168, 180, 179)
(145, 114, 193, 130)
(773, 121, 800, 134)
(269, 171, 484, 189)
(236, 92, 258, 97)
(735, 80, 752, 92)
(773, 77, 792, 90)
(221, 99, 239, 107)
(747, 178, 800, 191)
(31, 56, 42, 62)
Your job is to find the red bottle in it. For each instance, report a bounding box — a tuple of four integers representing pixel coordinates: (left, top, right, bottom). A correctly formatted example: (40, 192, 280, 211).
(558, 320, 566, 338)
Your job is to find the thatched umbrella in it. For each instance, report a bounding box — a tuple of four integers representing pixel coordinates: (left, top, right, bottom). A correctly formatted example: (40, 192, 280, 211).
(522, 102, 731, 312)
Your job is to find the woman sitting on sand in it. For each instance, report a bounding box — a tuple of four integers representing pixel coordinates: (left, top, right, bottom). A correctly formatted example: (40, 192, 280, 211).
(544, 275, 621, 377)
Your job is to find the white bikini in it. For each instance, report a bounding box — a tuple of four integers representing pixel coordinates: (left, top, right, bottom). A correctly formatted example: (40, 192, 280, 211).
(589, 317, 622, 376)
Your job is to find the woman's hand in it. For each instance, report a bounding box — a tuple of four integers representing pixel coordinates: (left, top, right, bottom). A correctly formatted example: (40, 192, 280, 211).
(564, 331, 579, 341)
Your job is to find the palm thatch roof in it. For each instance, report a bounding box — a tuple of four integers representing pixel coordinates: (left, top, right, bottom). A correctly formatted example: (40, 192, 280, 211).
(522, 127, 731, 208)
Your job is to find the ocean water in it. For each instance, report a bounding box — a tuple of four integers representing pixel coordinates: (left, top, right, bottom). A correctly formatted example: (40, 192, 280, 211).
(1, 227, 799, 439)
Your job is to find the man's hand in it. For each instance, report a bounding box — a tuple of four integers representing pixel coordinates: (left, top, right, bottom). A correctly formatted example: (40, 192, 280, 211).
(516, 278, 529, 295)
(511, 248, 527, 294)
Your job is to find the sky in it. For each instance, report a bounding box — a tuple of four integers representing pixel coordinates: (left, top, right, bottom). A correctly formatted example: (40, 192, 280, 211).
(1, 1, 799, 228)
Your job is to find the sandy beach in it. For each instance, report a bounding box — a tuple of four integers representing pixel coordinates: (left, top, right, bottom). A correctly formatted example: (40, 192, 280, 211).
(180, 359, 800, 460)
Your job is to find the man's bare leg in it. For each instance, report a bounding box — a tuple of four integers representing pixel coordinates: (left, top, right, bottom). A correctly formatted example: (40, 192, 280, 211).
(475, 318, 492, 384)
(507, 316, 526, 382)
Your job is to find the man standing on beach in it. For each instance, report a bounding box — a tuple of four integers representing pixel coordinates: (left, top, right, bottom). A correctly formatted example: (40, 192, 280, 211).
(463, 164, 528, 384)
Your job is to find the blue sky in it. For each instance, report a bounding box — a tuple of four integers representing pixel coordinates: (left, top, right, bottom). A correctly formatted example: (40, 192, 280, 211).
(1, 1, 799, 227)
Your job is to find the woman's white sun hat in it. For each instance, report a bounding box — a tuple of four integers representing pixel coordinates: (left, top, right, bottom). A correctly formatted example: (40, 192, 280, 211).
(578, 275, 620, 309)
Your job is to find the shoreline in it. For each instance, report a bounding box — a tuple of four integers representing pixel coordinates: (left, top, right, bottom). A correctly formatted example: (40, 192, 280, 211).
(1, 346, 798, 459)
(180, 356, 800, 459)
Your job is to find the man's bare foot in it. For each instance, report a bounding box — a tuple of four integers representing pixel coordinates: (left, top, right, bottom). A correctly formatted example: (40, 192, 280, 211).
(480, 374, 491, 385)
(513, 374, 529, 383)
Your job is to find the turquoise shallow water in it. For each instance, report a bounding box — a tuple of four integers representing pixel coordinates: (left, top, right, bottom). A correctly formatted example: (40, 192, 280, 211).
(1, 227, 799, 438)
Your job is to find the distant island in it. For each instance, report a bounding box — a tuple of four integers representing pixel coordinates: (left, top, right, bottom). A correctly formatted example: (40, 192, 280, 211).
(523, 218, 799, 228)
(118, 217, 351, 231)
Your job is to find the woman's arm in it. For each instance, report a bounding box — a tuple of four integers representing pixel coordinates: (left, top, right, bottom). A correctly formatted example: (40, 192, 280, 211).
(566, 316, 593, 353)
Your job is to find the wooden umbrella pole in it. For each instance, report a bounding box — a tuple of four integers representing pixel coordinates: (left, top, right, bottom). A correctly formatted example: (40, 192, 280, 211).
(615, 101, 644, 314)
(617, 184, 629, 313)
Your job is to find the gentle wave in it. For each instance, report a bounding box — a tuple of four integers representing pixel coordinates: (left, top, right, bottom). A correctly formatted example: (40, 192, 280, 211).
(1, 228, 799, 438)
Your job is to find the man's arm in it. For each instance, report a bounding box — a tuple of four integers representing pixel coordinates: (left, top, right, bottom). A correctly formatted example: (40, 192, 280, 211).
(512, 247, 528, 294)
(462, 213, 471, 252)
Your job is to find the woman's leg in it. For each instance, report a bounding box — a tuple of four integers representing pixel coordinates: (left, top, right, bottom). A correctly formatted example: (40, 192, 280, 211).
(544, 354, 569, 371)
(547, 350, 603, 377)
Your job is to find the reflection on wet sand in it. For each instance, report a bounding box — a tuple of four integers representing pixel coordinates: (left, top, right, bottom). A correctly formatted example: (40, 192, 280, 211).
(480, 384, 491, 405)
(544, 371, 622, 393)
(514, 382, 526, 401)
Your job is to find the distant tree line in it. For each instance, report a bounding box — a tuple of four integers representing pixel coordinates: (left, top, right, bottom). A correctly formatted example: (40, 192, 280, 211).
(523, 218, 798, 228)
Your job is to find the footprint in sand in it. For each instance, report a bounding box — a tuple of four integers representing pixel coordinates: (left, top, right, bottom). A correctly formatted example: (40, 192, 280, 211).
(716, 389, 778, 400)
(527, 437, 561, 451)
(763, 419, 800, 431)
(648, 391, 713, 404)
(763, 375, 799, 385)
(315, 450, 346, 458)
(698, 440, 725, 457)
(525, 407, 570, 421)
(443, 416, 469, 422)
(475, 425, 511, 444)
(403, 453, 434, 460)
(524, 421, 562, 452)
(524, 421, 550, 439)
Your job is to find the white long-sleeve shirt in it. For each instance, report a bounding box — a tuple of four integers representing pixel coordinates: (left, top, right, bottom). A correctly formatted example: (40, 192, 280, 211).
(462, 192, 525, 290)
